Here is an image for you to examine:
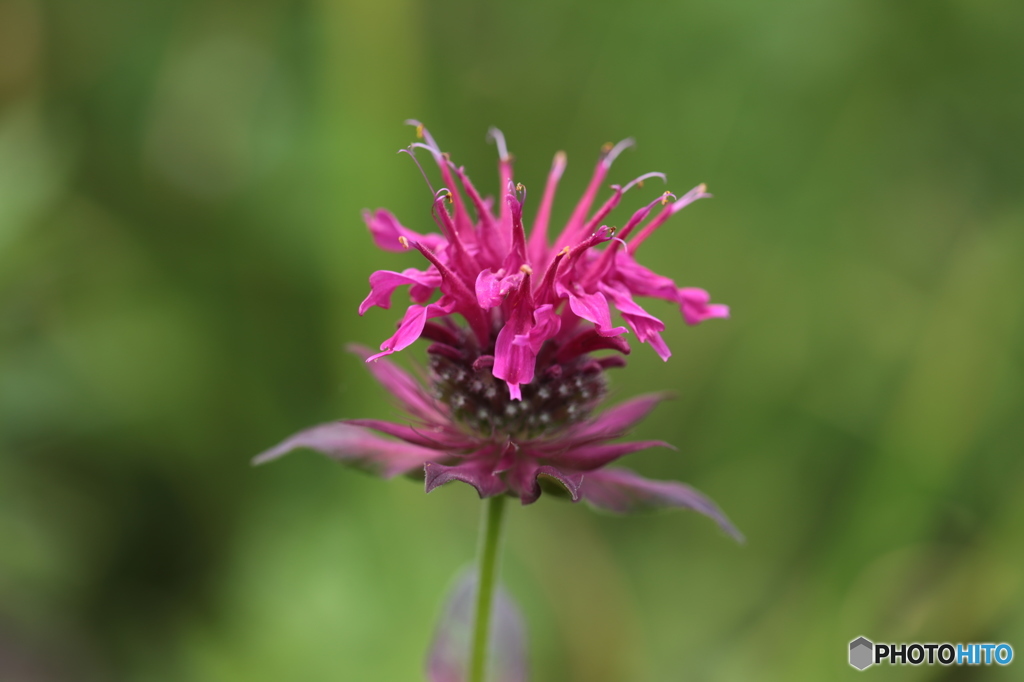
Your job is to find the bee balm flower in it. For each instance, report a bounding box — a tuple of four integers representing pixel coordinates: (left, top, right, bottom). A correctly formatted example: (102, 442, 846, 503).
(257, 123, 740, 539)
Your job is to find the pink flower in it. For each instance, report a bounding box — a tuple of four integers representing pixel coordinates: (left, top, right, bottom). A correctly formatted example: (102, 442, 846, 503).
(256, 123, 739, 538)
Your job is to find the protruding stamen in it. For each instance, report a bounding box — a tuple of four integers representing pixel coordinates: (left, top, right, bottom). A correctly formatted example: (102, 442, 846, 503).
(520, 264, 533, 275)
(408, 131, 473, 235)
(487, 127, 511, 161)
(436, 187, 453, 204)
(405, 119, 439, 151)
(621, 171, 666, 193)
(398, 147, 436, 195)
(582, 192, 678, 287)
(628, 183, 711, 254)
(602, 137, 635, 168)
(398, 235, 410, 249)
(515, 182, 527, 205)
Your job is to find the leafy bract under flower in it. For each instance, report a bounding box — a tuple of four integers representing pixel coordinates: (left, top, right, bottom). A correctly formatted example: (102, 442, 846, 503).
(256, 124, 740, 540)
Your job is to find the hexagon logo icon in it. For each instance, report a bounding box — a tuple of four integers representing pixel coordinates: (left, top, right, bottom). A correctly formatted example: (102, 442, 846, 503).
(849, 637, 874, 670)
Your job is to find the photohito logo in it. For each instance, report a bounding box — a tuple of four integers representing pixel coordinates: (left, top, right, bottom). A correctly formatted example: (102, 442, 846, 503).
(849, 636, 1013, 670)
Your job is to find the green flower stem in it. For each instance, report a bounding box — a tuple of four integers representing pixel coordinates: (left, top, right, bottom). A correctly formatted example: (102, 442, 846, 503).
(468, 494, 508, 682)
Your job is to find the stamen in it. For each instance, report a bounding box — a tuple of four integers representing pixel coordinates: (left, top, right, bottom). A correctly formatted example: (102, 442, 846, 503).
(398, 147, 436, 195)
(628, 183, 711, 254)
(409, 136, 473, 234)
(602, 137, 635, 168)
(398, 235, 410, 249)
(582, 192, 677, 287)
(405, 119, 440, 151)
(621, 171, 667, 193)
(520, 264, 533, 275)
(487, 127, 511, 161)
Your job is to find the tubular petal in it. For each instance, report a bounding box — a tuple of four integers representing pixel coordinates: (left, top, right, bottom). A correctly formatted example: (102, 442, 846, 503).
(679, 288, 730, 325)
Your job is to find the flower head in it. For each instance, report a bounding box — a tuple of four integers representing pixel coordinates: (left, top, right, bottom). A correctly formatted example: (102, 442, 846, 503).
(257, 123, 740, 539)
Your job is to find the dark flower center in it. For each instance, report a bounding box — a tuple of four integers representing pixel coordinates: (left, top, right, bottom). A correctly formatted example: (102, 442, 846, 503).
(428, 349, 607, 439)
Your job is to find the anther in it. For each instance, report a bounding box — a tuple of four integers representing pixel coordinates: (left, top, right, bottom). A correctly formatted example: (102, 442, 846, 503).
(520, 264, 533, 275)
(398, 235, 410, 249)
(415, 124, 424, 139)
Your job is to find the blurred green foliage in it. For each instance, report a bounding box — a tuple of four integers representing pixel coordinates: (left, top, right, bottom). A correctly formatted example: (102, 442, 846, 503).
(2, 0, 1023, 679)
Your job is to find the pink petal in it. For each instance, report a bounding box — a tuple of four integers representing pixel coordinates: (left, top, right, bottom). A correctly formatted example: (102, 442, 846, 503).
(580, 468, 744, 541)
(475, 269, 524, 310)
(425, 459, 508, 498)
(369, 298, 457, 361)
(512, 303, 561, 353)
(426, 569, 528, 682)
(475, 269, 505, 309)
(253, 422, 439, 478)
(493, 304, 561, 400)
(678, 288, 730, 326)
(555, 284, 627, 337)
(527, 151, 567, 267)
(363, 208, 444, 253)
(554, 138, 633, 251)
(611, 254, 679, 302)
(599, 282, 669, 358)
(359, 268, 442, 315)
(554, 329, 631, 363)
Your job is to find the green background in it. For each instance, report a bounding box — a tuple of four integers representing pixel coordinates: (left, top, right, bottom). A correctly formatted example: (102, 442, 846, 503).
(2, 0, 1022, 679)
